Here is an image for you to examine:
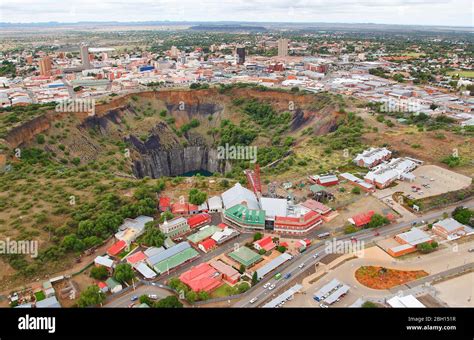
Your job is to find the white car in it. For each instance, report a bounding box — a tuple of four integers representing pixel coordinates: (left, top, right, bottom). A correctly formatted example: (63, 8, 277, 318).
(148, 294, 158, 300)
(298, 263, 305, 269)
(250, 297, 258, 304)
(263, 283, 271, 289)
(269, 284, 276, 290)
(320, 303, 329, 308)
(313, 253, 319, 258)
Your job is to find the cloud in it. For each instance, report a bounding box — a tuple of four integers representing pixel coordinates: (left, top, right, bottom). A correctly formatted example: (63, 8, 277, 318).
(0, 0, 472, 26)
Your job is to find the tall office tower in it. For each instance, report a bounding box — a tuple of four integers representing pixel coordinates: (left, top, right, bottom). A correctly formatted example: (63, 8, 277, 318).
(80, 43, 91, 69)
(170, 46, 179, 59)
(277, 38, 289, 57)
(236, 47, 246, 65)
(39, 56, 52, 76)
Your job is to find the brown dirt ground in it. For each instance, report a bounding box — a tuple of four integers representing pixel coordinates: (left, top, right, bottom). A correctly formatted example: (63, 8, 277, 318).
(355, 265, 428, 290)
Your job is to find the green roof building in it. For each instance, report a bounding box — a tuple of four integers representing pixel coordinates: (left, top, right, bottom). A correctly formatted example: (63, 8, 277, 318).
(228, 246, 262, 267)
(187, 225, 220, 244)
(310, 184, 326, 193)
(224, 204, 265, 229)
(153, 247, 199, 274)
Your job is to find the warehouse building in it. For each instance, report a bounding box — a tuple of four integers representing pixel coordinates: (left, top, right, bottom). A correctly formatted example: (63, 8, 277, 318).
(354, 147, 392, 168)
(432, 218, 474, 240)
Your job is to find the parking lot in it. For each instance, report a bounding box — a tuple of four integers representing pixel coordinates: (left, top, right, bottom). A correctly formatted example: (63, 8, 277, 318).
(375, 164, 472, 200)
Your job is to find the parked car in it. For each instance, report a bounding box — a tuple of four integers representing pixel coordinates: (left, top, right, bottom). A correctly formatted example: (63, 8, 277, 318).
(284, 273, 292, 279)
(250, 297, 258, 304)
(313, 253, 319, 258)
(269, 284, 276, 290)
(468, 248, 474, 253)
(130, 295, 138, 302)
(148, 294, 158, 300)
(263, 283, 271, 289)
(320, 303, 329, 308)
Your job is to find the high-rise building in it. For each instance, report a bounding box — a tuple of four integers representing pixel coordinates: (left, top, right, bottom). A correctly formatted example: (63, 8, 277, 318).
(170, 46, 179, 59)
(39, 56, 52, 76)
(277, 38, 289, 57)
(80, 43, 91, 69)
(236, 47, 246, 65)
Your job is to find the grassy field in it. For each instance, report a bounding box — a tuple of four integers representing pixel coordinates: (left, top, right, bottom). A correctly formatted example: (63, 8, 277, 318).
(447, 70, 474, 79)
(210, 283, 235, 298)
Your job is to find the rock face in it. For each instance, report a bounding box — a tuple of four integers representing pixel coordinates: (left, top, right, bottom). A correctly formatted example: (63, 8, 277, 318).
(127, 123, 230, 178)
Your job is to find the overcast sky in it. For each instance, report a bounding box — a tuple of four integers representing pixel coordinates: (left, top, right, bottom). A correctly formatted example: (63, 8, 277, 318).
(0, 0, 472, 27)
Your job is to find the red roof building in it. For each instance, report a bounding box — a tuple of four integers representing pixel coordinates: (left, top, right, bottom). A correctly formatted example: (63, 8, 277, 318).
(301, 199, 332, 215)
(187, 213, 211, 229)
(159, 197, 171, 212)
(198, 238, 217, 253)
(171, 202, 188, 215)
(350, 210, 375, 228)
(126, 251, 146, 265)
(188, 204, 199, 214)
(253, 236, 276, 252)
(97, 282, 108, 292)
(107, 240, 127, 257)
(179, 263, 223, 293)
(274, 210, 323, 235)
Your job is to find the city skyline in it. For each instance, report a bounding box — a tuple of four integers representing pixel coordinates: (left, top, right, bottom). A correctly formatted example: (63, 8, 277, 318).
(0, 0, 472, 27)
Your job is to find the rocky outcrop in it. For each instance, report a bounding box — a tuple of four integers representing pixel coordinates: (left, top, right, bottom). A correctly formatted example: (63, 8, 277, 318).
(128, 134, 230, 178)
(127, 122, 229, 178)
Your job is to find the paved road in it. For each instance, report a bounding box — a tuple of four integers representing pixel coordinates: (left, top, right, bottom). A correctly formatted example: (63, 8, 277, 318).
(235, 199, 474, 307)
(104, 283, 173, 308)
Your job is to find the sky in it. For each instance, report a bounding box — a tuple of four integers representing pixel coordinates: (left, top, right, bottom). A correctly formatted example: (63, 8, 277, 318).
(0, 0, 472, 27)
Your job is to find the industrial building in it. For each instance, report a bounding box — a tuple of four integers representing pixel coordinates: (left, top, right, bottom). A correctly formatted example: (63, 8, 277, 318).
(387, 228, 432, 257)
(432, 218, 474, 240)
(354, 147, 392, 168)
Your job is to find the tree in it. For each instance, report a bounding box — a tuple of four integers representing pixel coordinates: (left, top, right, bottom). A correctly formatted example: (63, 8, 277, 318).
(61, 234, 84, 252)
(237, 282, 250, 293)
(90, 266, 109, 280)
(140, 221, 165, 247)
(276, 245, 287, 253)
(351, 187, 361, 195)
(252, 271, 258, 286)
(77, 285, 106, 307)
(113, 263, 135, 284)
(253, 232, 263, 241)
(154, 295, 183, 308)
(185, 290, 197, 303)
(197, 291, 210, 301)
(367, 214, 389, 229)
(139, 295, 152, 306)
(159, 211, 174, 223)
(239, 264, 246, 274)
(36, 134, 45, 144)
(362, 301, 379, 308)
(189, 188, 207, 205)
(452, 207, 473, 226)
